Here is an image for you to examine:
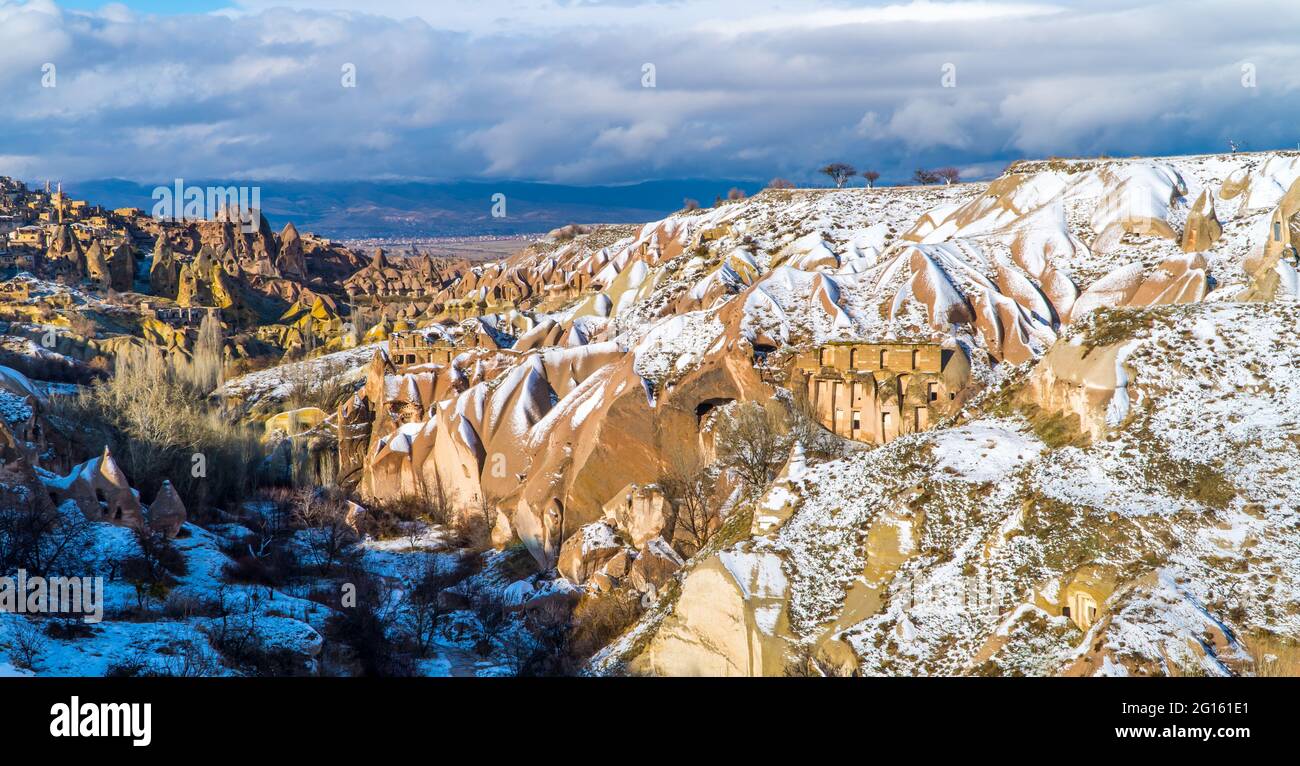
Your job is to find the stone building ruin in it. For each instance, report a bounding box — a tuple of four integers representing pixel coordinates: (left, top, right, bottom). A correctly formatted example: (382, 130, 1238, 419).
(791, 342, 970, 444)
(387, 331, 458, 368)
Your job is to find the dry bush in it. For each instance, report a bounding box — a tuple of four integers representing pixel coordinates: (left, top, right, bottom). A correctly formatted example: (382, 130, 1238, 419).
(220, 542, 301, 587)
(323, 570, 413, 677)
(421, 477, 454, 527)
(713, 400, 791, 496)
(153, 641, 223, 677)
(767, 178, 795, 190)
(285, 357, 355, 413)
(1249, 632, 1300, 677)
(0, 487, 93, 577)
(162, 591, 224, 620)
(354, 495, 426, 539)
(567, 589, 641, 662)
(206, 611, 307, 677)
(403, 556, 476, 656)
(292, 486, 358, 572)
(789, 384, 846, 461)
(88, 355, 112, 374)
(449, 512, 493, 552)
(182, 311, 225, 396)
(44, 618, 95, 641)
(52, 345, 260, 515)
(66, 311, 98, 339)
(7, 620, 49, 671)
(659, 452, 719, 558)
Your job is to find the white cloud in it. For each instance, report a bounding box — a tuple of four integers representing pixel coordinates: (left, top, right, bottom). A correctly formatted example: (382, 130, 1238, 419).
(710, 0, 1062, 36)
(592, 122, 671, 155)
(0, 0, 1298, 185)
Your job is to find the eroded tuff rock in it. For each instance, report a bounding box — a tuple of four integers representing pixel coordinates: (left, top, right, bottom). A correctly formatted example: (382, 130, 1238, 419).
(276, 152, 1300, 677)
(146, 480, 188, 539)
(595, 302, 1300, 677)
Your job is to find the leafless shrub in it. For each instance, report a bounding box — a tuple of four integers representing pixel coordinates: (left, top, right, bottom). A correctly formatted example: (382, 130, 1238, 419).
(44, 618, 95, 640)
(324, 570, 412, 677)
(420, 476, 454, 527)
(292, 486, 358, 572)
(0, 486, 92, 577)
(403, 557, 475, 656)
(285, 357, 355, 413)
(862, 170, 880, 188)
(659, 452, 719, 557)
(790, 384, 847, 461)
(162, 590, 224, 619)
(8, 620, 49, 671)
(450, 512, 493, 552)
(182, 310, 225, 396)
(767, 178, 795, 190)
(66, 311, 98, 340)
(1249, 632, 1300, 677)
(353, 494, 425, 540)
(52, 344, 259, 515)
(154, 640, 223, 677)
(713, 400, 791, 496)
(567, 589, 641, 662)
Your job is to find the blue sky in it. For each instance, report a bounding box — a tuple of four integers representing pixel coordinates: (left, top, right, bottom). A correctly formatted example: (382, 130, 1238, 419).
(1, 0, 1298, 186)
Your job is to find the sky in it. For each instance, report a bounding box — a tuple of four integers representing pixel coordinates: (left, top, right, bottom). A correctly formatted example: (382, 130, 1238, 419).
(2, 0, 1298, 186)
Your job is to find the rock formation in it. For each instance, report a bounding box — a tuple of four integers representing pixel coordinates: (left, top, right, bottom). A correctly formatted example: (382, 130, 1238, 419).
(44, 447, 145, 529)
(146, 480, 187, 538)
(275, 222, 307, 279)
(150, 231, 180, 298)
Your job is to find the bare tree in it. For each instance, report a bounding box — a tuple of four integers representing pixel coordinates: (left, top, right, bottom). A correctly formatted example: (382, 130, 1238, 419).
(156, 640, 222, 677)
(682, 198, 701, 211)
(727, 187, 747, 201)
(8, 620, 48, 671)
(714, 401, 791, 496)
(935, 166, 961, 185)
(790, 384, 846, 461)
(185, 310, 225, 396)
(324, 569, 412, 676)
(659, 452, 718, 557)
(0, 490, 92, 577)
(420, 474, 454, 526)
(293, 486, 356, 571)
(913, 168, 941, 185)
(475, 490, 502, 529)
(862, 170, 881, 188)
(403, 557, 471, 656)
(820, 163, 857, 189)
(767, 178, 795, 190)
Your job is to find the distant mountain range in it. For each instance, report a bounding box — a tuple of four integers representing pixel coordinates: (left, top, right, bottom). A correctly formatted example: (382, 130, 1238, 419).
(60, 178, 767, 239)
